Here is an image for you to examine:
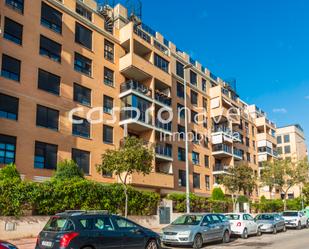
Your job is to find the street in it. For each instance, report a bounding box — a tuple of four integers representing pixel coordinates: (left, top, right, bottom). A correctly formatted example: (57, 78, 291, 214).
(8, 228, 309, 249)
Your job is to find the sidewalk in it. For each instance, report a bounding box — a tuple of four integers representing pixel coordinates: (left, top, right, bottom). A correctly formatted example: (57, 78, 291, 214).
(8, 238, 36, 249)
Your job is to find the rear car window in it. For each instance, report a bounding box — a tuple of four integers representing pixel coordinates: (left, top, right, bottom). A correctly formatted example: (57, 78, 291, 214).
(282, 212, 298, 217)
(43, 216, 75, 232)
(225, 214, 240, 220)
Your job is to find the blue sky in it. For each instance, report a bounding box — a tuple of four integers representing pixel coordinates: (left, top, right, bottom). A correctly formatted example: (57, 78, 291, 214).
(134, 0, 309, 144)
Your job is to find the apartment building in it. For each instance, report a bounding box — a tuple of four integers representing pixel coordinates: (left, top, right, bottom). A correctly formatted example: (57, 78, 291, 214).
(0, 0, 279, 198)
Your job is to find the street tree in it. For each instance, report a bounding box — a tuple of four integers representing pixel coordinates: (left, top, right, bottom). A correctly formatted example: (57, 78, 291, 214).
(96, 136, 154, 217)
(261, 158, 309, 210)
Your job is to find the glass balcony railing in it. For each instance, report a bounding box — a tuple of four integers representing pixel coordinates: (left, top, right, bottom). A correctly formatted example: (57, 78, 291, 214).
(154, 40, 169, 55)
(212, 144, 232, 154)
(212, 125, 232, 134)
(258, 146, 272, 154)
(156, 144, 172, 158)
(134, 26, 151, 43)
(155, 91, 171, 106)
(155, 119, 172, 132)
(120, 110, 152, 125)
(213, 164, 229, 172)
(233, 148, 243, 158)
(120, 80, 152, 97)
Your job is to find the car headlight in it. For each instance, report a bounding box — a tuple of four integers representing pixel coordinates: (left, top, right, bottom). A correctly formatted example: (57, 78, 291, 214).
(178, 231, 191, 236)
(290, 219, 297, 222)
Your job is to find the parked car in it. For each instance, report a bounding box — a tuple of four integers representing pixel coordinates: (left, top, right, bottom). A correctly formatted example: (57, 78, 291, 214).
(0, 240, 18, 249)
(282, 211, 309, 229)
(254, 213, 286, 234)
(35, 210, 160, 249)
(225, 213, 261, 239)
(161, 213, 231, 249)
(302, 207, 309, 219)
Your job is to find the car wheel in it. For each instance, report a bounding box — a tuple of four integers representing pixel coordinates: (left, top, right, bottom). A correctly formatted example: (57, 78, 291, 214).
(241, 228, 248, 239)
(81, 247, 94, 249)
(222, 230, 230, 243)
(146, 239, 158, 249)
(257, 227, 262, 236)
(306, 220, 309, 229)
(297, 221, 302, 230)
(193, 234, 203, 249)
(273, 226, 277, 234)
(283, 225, 287, 232)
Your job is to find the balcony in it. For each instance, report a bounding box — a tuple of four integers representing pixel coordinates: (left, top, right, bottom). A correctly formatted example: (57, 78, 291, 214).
(120, 110, 153, 132)
(154, 91, 172, 107)
(212, 144, 233, 158)
(134, 26, 151, 44)
(211, 125, 234, 144)
(155, 119, 172, 133)
(258, 146, 277, 158)
(120, 80, 152, 101)
(155, 144, 173, 161)
(213, 164, 230, 175)
(233, 148, 243, 161)
(129, 171, 174, 189)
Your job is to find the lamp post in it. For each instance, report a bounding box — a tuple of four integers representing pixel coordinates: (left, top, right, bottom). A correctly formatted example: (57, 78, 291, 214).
(183, 63, 192, 214)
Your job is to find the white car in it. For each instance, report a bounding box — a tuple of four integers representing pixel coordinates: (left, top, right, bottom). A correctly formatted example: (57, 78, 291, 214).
(225, 213, 261, 239)
(282, 211, 309, 229)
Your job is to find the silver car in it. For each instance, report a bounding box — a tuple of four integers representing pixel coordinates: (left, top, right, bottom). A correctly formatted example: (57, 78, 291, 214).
(254, 213, 286, 234)
(161, 213, 231, 249)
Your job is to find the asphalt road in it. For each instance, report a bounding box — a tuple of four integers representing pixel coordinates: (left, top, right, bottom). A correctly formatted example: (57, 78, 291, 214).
(8, 228, 309, 249)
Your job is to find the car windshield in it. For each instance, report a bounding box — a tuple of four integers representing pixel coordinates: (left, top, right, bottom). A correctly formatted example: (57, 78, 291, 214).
(255, 214, 274, 220)
(43, 216, 74, 232)
(225, 214, 240, 220)
(282, 212, 298, 217)
(172, 215, 203, 225)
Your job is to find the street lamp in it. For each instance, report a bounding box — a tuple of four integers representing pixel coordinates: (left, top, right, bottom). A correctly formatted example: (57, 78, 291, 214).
(183, 63, 193, 214)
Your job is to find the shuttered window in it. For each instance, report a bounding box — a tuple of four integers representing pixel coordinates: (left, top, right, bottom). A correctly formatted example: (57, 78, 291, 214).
(38, 69, 60, 95)
(72, 148, 90, 175)
(34, 141, 58, 169)
(0, 93, 19, 120)
(36, 105, 59, 130)
(4, 17, 23, 45)
(1, 54, 21, 82)
(72, 116, 90, 138)
(41, 2, 62, 33)
(75, 22, 92, 50)
(40, 35, 61, 62)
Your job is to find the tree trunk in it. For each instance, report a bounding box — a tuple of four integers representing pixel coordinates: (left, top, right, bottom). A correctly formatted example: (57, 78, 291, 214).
(124, 184, 128, 218)
(232, 194, 237, 212)
(283, 192, 287, 211)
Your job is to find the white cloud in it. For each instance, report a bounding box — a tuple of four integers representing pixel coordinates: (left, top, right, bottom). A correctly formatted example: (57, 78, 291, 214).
(272, 108, 287, 114)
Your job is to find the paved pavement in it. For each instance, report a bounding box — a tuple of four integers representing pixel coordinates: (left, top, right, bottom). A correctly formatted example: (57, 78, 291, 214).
(8, 228, 309, 249)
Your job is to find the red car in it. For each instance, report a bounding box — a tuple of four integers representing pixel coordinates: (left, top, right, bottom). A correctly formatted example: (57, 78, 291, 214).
(0, 240, 18, 249)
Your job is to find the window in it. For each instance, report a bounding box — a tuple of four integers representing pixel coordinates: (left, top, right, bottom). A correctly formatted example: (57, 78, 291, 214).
(204, 155, 209, 168)
(202, 98, 207, 110)
(104, 39, 114, 62)
(72, 148, 90, 174)
(277, 147, 283, 154)
(0, 93, 19, 120)
(74, 52, 92, 76)
(40, 35, 61, 62)
(34, 141, 58, 169)
(203, 116, 207, 128)
(178, 147, 186, 161)
(191, 90, 198, 106)
(114, 217, 137, 229)
(0, 134, 16, 164)
(284, 145, 291, 154)
(72, 116, 90, 138)
(177, 82, 184, 98)
(284, 135, 290, 143)
(103, 125, 113, 144)
(103, 95, 113, 114)
(205, 175, 210, 190)
(41, 2, 62, 33)
(94, 217, 114, 231)
(252, 140, 256, 149)
(5, 0, 24, 13)
(190, 70, 197, 86)
(4, 17, 23, 45)
(254, 155, 257, 164)
(76, 3, 92, 21)
(75, 22, 92, 49)
(193, 173, 200, 188)
(154, 53, 169, 73)
(38, 69, 60, 95)
(177, 103, 185, 119)
(202, 78, 206, 92)
(36, 105, 59, 130)
(104, 67, 114, 86)
(73, 83, 91, 106)
(277, 136, 282, 144)
(192, 151, 200, 165)
(247, 152, 251, 162)
(191, 110, 198, 124)
(176, 61, 184, 78)
(178, 125, 185, 139)
(246, 137, 250, 147)
(1, 54, 21, 82)
(178, 170, 186, 187)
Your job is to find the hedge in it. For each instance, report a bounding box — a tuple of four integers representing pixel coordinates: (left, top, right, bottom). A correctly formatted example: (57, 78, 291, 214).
(167, 193, 232, 213)
(251, 198, 303, 213)
(0, 179, 160, 217)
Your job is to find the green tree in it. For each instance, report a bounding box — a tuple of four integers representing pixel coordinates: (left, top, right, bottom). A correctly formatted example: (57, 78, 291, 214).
(261, 158, 309, 210)
(96, 136, 154, 217)
(53, 160, 84, 181)
(211, 187, 225, 201)
(0, 163, 21, 181)
(221, 164, 257, 211)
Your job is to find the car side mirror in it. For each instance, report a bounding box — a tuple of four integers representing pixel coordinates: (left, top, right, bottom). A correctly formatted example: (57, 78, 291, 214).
(201, 222, 209, 227)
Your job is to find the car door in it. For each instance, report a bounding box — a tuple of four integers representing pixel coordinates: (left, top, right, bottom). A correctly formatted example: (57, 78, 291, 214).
(112, 216, 145, 249)
(200, 215, 216, 242)
(300, 212, 307, 226)
(210, 214, 224, 239)
(245, 214, 257, 234)
(274, 214, 284, 230)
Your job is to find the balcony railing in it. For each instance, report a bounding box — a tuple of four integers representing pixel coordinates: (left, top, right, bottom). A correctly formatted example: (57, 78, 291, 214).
(213, 164, 229, 172)
(120, 80, 152, 97)
(120, 110, 152, 125)
(156, 144, 172, 158)
(258, 146, 272, 154)
(155, 91, 171, 106)
(212, 125, 232, 134)
(213, 144, 232, 154)
(154, 40, 169, 55)
(134, 26, 151, 44)
(233, 148, 243, 159)
(155, 119, 172, 132)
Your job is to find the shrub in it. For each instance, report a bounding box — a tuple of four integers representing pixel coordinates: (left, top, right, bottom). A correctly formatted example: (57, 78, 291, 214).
(53, 160, 84, 181)
(211, 187, 225, 201)
(0, 163, 21, 181)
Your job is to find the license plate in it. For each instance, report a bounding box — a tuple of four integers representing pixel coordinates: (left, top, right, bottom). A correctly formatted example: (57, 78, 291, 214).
(164, 235, 175, 240)
(41, 241, 53, 247)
